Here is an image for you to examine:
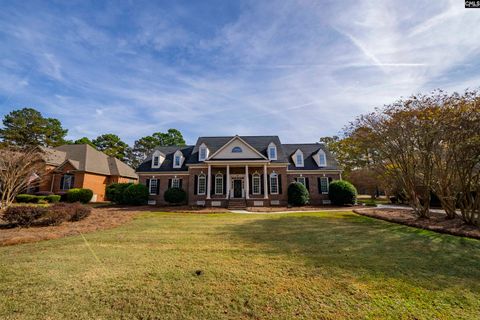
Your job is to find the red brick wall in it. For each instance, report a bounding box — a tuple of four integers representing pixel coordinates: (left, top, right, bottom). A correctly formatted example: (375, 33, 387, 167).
(286, 172, 341, 205)
(138, 174, 189, 205)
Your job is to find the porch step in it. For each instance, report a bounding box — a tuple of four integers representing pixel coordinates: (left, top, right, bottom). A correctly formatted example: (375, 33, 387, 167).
(228, 199, 247, 209)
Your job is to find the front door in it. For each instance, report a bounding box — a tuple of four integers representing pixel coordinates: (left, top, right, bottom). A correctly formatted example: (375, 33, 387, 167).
(233, 179, 243, 198)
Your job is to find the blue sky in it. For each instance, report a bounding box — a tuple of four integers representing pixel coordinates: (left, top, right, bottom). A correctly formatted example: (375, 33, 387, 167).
(0, 0, 479, 145)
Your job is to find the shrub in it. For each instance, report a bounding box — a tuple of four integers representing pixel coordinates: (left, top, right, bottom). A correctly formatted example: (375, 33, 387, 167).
(69, 205, 92, 221)
(106, 183, 133, 204)
(123, 184, 149, 205)
(2, 206, 47, 227)
(328, 180, 357, 206)
(66, 188, 93, 204)
(164, 187, 187, 204)
(15, 194, 35, 203)
(287, 182, 310, 206)
(3, 203, 92, 227)
(35, 191, 53, 196)
(45, 195, 61, 203)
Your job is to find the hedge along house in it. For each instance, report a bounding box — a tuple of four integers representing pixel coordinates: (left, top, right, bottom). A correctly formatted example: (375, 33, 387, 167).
(33, 144, 138, 202)
(136, 136, 342, 208)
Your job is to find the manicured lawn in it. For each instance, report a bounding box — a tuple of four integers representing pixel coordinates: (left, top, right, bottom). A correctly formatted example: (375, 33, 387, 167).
(1, 211, 479, 319)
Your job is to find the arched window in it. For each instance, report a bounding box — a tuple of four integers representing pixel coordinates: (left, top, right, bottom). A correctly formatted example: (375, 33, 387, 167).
(231, 146, 242, 153)
(269, 173, 279, 194)
(252, 173, 261, 195)
(268, 142, 277, 160)
(318, 150, 327, 166)
(215, 173, 224, 194)
(198, 173, 206, 195)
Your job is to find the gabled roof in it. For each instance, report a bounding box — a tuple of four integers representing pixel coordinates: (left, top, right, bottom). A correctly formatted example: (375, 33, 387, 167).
(136, 145, 194, 172)
(53, 144, 138, 179)
(282, 143, 340, 170)
(187, 136, 287, 164)
(40, 147, 67, 166)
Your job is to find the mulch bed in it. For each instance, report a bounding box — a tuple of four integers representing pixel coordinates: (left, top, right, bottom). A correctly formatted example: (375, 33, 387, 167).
(0, 207, 139, 246)
(354, 208, 480, 240)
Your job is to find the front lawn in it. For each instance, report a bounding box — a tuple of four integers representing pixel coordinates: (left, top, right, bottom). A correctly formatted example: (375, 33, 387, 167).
(1, 211, 479, 319)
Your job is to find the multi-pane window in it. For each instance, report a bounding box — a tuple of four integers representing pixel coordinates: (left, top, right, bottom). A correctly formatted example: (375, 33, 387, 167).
(198, 174, 206, 195)
(269, 147, 276, 159)
(215, 173, 223, 194)
(319, 153, 326, 166)
(252, 173, 261, 194)
(149, 179, 158, 195)
(320, 177, 329, 193)
(270, 173, 279, 194)
(296, 154, 304, 166)
(171, 178, 180, 188)
(297, 176, 306, 186)
(199, 148, 207, 161)
(61, 174, 74, 190)
(174, 156, 181, 167)
(153, 156, 159, 166)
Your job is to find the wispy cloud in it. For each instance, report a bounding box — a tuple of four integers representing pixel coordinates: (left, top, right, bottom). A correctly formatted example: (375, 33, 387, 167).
(0, 0, 479, 145)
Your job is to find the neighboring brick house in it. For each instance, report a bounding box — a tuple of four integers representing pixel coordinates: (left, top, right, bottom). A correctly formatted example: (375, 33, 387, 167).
(33, 144, 138, 202)
(136, 136, 342, 208)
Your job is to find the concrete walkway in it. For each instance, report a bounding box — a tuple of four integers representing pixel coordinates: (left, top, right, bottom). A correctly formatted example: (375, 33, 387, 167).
(229, 208, 357, 214)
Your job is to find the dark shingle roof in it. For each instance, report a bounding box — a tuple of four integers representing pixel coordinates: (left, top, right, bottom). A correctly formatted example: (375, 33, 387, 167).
(282, 143, 340, 170)
(187, 136, 287, 164)
(135, 136, 340, 172)
(136, 146, 194, 172)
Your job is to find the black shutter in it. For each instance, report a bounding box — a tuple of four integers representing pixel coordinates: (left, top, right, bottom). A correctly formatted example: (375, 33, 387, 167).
(294, 177, 297, 182)
(71, 175, 75, 188)
(194, 175, 198, 195)
(267, 175, 270, 194)
(328, 177, 333, 183)
(248, 174, 252, 195)
(305, 177, 310, 191)
(146, 179, 150, 190)
(261, 175, 264, 195)
(179, 179, 183, 189)
(168, 179, 172, 189)
(278, 174, 282, 194)
(211, 175, 215, 194)
(318, 177, 321, 194)
(60, 175, 65, 189)
(156, 179, 160, 195)
(223, 175, 226, 195)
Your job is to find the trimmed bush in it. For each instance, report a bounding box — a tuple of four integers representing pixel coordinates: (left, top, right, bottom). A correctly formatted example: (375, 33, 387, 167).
(106, 183, 133, 204)
(66, 188, 93, 204)
(123, 184, 149, 205)
(164, 188, 187, 204)
(328, 180, 357, 206)
(3, 206, 47, 227)
(287, 182, 310, 206)
(45, 195, 61, 203)
(2, 203, 92, 227)
(15, 194, 36, 203)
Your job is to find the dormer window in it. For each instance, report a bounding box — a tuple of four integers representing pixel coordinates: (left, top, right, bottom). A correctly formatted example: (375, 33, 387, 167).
(318, 151, 326, 166)
(173, 150, 184, 168)
(292, 149, 304, 167)
(268, 142, 277, 160)
(198, 143, 209, 161)
(232, 147, 242, 153)
(151, 151, 163, 168)
(296, 154, 303, 166)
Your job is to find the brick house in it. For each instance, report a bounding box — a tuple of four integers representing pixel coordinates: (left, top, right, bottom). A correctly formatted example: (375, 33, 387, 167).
(34, 144, 138, 201)
(136, 136, 342, 208)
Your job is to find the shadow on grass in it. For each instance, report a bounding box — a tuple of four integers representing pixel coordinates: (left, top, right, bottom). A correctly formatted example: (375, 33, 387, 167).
(225, 212, 480, 291)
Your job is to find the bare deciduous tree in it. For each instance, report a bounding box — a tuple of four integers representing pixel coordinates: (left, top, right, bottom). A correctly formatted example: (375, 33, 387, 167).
(0, 146, 45, 208)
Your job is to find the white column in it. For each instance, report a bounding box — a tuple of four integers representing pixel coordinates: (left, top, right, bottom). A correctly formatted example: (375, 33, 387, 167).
(263, 164, 268, 199)
(207, 164, 211, 199)
(245, 165, 249, 199)
(226, 165, 230, 199)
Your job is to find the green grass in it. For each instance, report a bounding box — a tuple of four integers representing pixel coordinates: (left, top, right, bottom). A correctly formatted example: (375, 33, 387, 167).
(1, 211, 479, 319)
